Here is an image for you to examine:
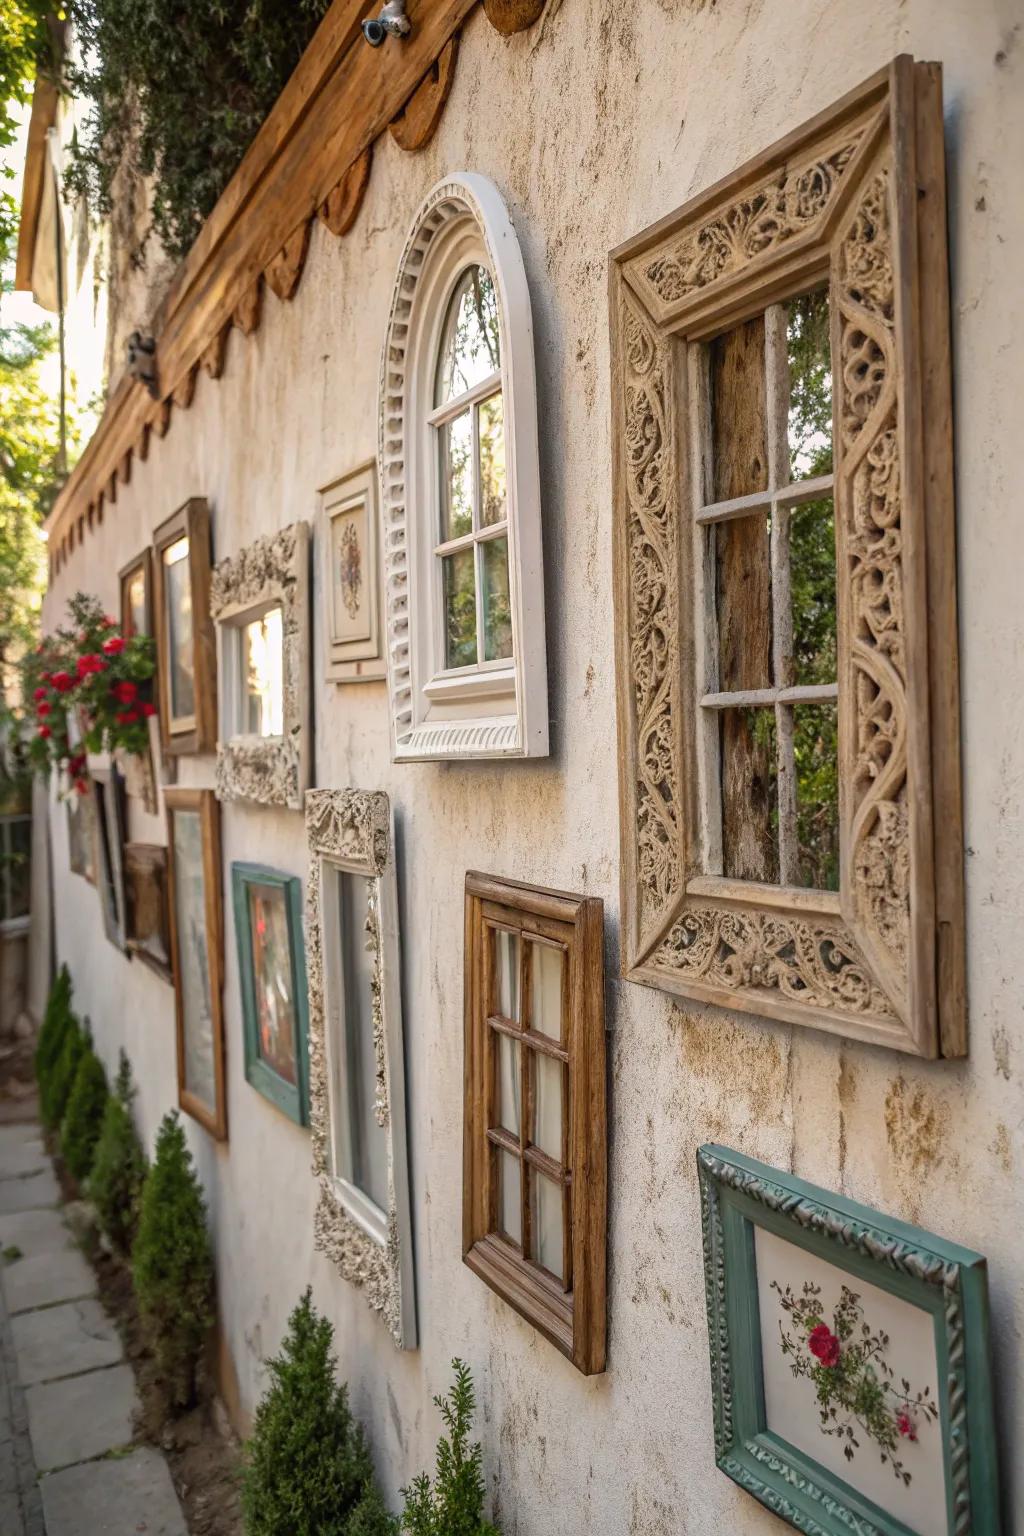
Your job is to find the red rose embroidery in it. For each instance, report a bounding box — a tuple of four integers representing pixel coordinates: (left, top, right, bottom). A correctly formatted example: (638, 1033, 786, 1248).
(808, 1323, 841, 1368)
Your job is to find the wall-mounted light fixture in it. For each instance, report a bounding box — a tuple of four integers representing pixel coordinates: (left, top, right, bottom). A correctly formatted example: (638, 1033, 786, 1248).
(361, 0, 411, 47)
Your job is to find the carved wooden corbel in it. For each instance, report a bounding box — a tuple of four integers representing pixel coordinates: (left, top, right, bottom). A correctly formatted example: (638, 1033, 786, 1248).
(233, 278, 264, 336)
(153, 399, 172, 439)
(318, 146, 373, 238)
(201, 323, 231, 380)
(482, 0, 545, 34)
(389, 37, 458, 153)
(137, 422, 151, 463)
(106, 469, 117, 505)
(171, 364, 198, 411)
(119, 449, 132, 486)
(265, 221, 312, 302)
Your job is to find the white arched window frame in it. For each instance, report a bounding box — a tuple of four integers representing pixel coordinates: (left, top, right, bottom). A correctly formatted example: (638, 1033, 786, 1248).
(379, 175, 549, 761)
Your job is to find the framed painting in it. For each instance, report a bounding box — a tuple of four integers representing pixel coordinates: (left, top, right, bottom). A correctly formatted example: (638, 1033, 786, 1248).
(165, 788, 227, 1139)
(92, 767, 129, 951)
(231, 863, 310, 1125)
(67, 792, 97, 884)
(318, 463, 385, 683)
(305, 788, 415, 1348)
(119, 548, 153, 640)
(698, 1145, 1000, 1535)
(125, 842, 172, 983)
(153, 498, 217, 757)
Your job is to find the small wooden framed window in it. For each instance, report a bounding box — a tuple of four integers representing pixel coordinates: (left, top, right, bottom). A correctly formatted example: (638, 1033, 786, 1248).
(610, 57, 964, 1057)
(153, 499, 217, 756)
(463, 873, 606, 1375)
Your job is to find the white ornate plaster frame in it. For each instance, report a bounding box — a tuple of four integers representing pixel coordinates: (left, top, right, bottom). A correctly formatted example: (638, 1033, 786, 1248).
(305, 788, 416, 1349)
(210, 521, 310, 810)
(379, 174, 549, 761)
(610, 58, 964, 1057)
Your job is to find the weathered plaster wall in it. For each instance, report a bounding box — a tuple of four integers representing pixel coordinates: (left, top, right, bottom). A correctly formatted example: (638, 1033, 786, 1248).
(43, 1, 1023, 1530)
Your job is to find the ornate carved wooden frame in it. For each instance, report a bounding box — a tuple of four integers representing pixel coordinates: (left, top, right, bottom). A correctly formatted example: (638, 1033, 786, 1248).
(610, 58, 964, 1057)
(305, 788, 416, 1349)
(698, 1144, 1000, 1534)
(210, 521, 310, 810)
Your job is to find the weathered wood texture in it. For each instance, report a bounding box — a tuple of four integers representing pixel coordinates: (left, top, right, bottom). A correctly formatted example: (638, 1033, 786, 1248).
(389, 38, 459, 152)
(482, 0, 546, 34)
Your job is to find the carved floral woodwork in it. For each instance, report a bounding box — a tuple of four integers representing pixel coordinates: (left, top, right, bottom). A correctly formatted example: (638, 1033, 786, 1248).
(305, 789, 416, 1349)
(610, 58, 963, 1057)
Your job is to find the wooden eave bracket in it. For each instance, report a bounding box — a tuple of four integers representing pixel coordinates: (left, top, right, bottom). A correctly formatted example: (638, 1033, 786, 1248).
(265, 220, 313, 303)
(482, 0, 546, 34)
(318, 145, 373, 236)
(389, 36, 459, 152)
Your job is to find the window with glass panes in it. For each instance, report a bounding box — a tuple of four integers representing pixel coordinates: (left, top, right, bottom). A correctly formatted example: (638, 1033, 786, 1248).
(696, 290, 838, 893)
(0, 815, 31, 926)
(431, 266, 512, 672)
(463, 874, 606, 1376)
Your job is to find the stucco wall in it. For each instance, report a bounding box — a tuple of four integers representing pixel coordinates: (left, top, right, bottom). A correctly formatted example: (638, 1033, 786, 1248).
(42, 1, 1022, 1530)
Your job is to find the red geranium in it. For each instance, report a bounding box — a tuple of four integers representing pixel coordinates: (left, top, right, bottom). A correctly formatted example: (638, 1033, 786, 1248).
(36, 701, 51, 717)
(52, 671, 73, 692)
(38, 725, 52, 740)
(74, 778, 89, 796)
(807, 1324, 840, 1368)
(112, 679, 138, 704)
(33, 686, 48, 701)
(76, 653, 106, 679)
(115, 709, 140, 725)
(896, 1411, 917, 1441)
(102, 635, 126, 656)
(141, 701, 157, 717)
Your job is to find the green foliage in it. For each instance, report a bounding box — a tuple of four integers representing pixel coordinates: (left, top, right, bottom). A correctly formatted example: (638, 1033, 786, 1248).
(63, 0, 331, 260)
(242, 1288, 376, 1536)
(348, 1485, 399, 1536)
(399, 1361, 499, 1536)
(60, 1042, 108, 1179)
(89, 1049, 147, 1255)
(132, 1110, 213, 1408)
(35, 962, 73, 1087)
(40, 1009, 85, 1130)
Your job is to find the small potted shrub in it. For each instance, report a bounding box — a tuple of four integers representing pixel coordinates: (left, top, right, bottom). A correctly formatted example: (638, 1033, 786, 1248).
(61, 1043, 109, 1180)
(90, 1051, 147, 1255)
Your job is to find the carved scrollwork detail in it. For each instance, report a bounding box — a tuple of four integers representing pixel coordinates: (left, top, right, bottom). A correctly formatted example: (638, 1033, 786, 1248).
(655, 906, 894, 1020)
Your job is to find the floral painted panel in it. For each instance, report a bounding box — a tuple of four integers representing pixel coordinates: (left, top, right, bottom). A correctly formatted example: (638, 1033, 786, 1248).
(330, 501, 371, 647)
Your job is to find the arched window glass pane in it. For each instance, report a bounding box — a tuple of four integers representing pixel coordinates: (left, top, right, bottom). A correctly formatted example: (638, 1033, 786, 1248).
(436, 265, 500, 405)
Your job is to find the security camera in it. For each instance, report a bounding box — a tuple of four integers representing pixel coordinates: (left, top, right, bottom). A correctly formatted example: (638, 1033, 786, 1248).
(360, 1, 411, 47)
(361, 17, 387, 46)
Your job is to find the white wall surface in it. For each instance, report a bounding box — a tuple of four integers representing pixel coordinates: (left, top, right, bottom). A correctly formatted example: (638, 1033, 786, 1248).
(42, 2, 1023, 1530)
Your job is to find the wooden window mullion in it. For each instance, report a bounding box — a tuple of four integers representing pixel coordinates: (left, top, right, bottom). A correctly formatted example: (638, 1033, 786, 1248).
(766, 302, 799, 883)
(518, 931, 531, 1259)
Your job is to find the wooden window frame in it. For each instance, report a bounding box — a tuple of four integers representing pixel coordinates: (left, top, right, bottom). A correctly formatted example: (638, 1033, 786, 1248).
(305, 788, 416, 1350)
(124, 842, 172, 985)
(0, 812, 32, 932)
(92, 766, 129, 952)
(231, 863, 310, 1126)
(211, 521, 311, 809)
(463, 872, 606, 1376)
(319, 462, 386, 683)
(165, 787, 227, 1140)
(379, 174, 549, 762)
(119, 547, 153, 640)
(610, 57, 964, 1058)
(153, 498, 217, 757)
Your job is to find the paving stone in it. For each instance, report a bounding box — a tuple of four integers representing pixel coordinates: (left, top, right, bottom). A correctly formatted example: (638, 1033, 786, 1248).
(2, 1247, 96, 1315)
(11, 1300, 122, 1386)
(26, 1363, 138, 1471)
(41, 1446, 187, 1536)
(0, 1125, 42, 1155)
(0, 1141, 49, 1182)
(0, 1170, 59, 1215)
(0, 1209, 72, 1262)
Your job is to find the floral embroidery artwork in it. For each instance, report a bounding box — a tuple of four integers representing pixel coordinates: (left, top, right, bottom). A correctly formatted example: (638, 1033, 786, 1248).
(339, 520, 362, 621)
(772, 1280, 939, 1487)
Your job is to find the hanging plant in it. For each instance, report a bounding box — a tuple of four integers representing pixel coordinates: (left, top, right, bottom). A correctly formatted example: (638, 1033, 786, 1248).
(19, 592, 156, 796)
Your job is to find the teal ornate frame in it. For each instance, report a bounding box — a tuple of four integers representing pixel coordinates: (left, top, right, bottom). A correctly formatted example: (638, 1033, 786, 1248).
(231, 863, 310, 1126)
(698, 1145, 1001, 1535)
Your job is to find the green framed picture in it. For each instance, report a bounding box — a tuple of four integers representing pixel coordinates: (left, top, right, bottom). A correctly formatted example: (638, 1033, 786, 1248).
(231, 863, 310, 1126)
(698, 1145, 1000, 1536)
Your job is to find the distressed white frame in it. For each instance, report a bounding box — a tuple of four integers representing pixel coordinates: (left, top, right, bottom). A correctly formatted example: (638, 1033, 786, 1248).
(318, 461, 386, 683)
(210, 521, 310, 810)
(379, 174, 549, 761)
(305, 788, 416, 1349)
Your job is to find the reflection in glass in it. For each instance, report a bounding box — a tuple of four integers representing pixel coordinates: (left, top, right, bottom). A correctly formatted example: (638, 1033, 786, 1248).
(440, 410, 473, 540)
(530, 1173, 563, 1281)
(436, 266, 500, 404)
(173, 810, 215, 1109)
(533, 1052, 562, 1163)
(336, 869, 389, 1213)
(787, 289, 833, 482)
(126, 571, 147, 637)
(716, 513, 773, 691)
(443, 548, 477, 669)
(241, 607, 284, 737)
(721, 707, 779, 883)
(530, 943, 563, 1039)
(497, 1032, 521, 1135)
(481, 536, 513, 661)
(793, 703, 839, 891)
(478, 393, 506, 526)
(248, 883, 297, 1086)
(498, 1148, 521, 1245)
(164, 538, 195, 721)
(790, 498, 837, 688)
(495, 929, 520, 1020)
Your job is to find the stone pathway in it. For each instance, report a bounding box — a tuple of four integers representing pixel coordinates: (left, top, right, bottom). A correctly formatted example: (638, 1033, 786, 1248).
(0, 1120, 188, 1535)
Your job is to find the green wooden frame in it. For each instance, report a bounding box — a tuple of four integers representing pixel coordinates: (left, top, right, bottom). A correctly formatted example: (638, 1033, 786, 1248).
(698, 1145, 1001, 1536)
(231, 863, 310, 1126)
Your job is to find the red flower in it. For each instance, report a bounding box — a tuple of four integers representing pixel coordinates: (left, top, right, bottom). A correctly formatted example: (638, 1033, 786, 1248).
(76, 653, 107, 679)
(896, 1411, 917, 1441)
(38, 725, 52, 740)
(33, 686, 48, 701)
(112, 679, 138, 704)
(141, 701, 157, 718)
(103, 615, 118, 628)
(36, 701, 51, 717)
(52, 671, 73, 692)
(115, 709, 140, 726)
(68, 753, 86, 774)
(102, 635, 126, 656)
(40, 672, 51, 683)
(808, 1324, 841, 1368)
(74, 778, 89, 796)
